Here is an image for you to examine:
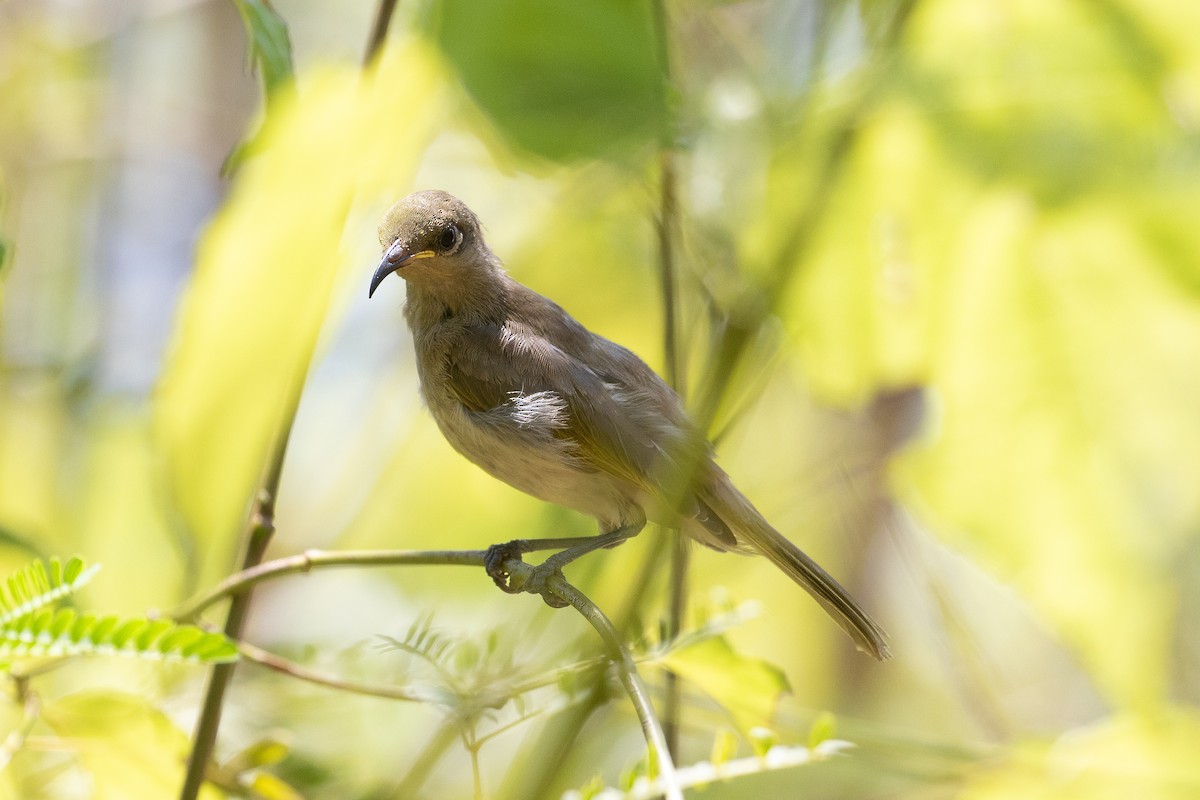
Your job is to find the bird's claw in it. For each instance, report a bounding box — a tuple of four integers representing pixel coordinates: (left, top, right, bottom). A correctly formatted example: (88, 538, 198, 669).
(484, 540, 525, 593)
(484, 541, 568, 608)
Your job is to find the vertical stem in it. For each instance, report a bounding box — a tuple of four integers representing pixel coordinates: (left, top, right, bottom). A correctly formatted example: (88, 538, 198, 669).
(651, 0, 688, 762)
(178, 407, 296, 800)
(662, 531, 688, 756)
(363, 0, 400, 66)
(389, 717, 463, 798)
(656, 149, 682, 394)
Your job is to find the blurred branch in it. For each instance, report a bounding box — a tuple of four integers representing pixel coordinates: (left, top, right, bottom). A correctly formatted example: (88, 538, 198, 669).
(363, 0, 400, 66)
(651, 0, 689, 761)
(2, 675, 41, 769)
(389, 716, 462, 797)
(656, 149, 682, 392)
(694, 0, 919, 429)
(235, 639, 450, 704)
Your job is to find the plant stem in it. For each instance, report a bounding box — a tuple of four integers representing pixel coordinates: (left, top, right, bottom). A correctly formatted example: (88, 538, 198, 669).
(663, 532, 688, 757)
(656, 149, 682, 395)
(363, 0, 400, 66)
(389, 716, 462, 797)
(234, 638, 450, 704)
(179, 393, 298, 800)
(651, 0, 689, 762)
(693, 0, 919, 430)
(543, 571, 683, 800)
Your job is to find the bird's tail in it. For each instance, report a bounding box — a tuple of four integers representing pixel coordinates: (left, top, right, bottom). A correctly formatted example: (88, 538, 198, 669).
(697, 469, 891, 660)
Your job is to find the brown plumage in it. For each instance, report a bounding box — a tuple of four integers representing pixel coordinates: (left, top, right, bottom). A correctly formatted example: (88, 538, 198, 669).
(370, 189, 890, 660)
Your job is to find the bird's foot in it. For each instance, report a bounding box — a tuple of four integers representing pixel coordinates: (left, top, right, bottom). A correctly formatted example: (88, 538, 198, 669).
(484, 540, 526, 593)
(484, 540, 569, 609)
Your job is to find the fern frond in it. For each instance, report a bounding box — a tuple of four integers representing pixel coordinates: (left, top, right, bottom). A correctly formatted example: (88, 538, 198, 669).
(0, 556, 99, 626)
(0, 607, 237, 663)
(0, 557, 238, 667)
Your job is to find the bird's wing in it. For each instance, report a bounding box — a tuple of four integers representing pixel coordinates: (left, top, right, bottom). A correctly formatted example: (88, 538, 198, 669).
(445, 321, 664, 490)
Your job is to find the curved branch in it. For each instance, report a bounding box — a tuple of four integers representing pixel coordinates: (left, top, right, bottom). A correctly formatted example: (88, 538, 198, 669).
(538, 567, 683, 800)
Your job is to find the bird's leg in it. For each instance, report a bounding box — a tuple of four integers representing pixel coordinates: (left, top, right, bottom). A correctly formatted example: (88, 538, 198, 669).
(485, 523, 645, 608)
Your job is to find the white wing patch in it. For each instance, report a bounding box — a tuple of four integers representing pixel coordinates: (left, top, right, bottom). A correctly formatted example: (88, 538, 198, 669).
(509, 390, 570, 430)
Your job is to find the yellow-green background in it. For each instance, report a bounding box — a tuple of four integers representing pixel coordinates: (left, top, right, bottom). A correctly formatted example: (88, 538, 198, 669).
(2, 0, 1199, 797)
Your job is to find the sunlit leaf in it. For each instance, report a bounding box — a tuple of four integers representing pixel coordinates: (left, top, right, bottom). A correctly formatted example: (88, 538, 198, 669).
(747, 726, 777, 759)
(155, 42, 445, 582)
(710, 728, 738, 767)
(659, 635, 789, 734)
(245, 771, 304, 800)
(807, 711, 837, 749)
(226, 736, 291, 772)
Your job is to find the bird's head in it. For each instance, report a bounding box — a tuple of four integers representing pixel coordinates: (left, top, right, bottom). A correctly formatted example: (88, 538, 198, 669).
(369, 190, 494, 301)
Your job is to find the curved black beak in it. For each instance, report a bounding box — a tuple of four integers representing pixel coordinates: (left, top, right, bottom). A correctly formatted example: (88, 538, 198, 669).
(368, 241, 413, 298)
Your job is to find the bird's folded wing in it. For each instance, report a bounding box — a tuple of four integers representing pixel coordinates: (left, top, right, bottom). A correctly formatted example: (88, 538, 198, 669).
(445, 321, 662, 491)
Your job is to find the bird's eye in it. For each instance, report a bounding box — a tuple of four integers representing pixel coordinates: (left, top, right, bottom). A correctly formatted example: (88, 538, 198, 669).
(438, 223, 462, 253)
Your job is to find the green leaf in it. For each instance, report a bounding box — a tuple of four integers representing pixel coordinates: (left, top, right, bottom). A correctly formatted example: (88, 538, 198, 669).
(230, 0, 294, 98)
(659, 635, 789, 734)
(710, 728, 738, 767)
(151, 624, 237, 663)
(428, 0, 667, 161)
(62, 555, 85, 585)
(89, 614, 119, 644)
(133, 619, 174, 651)
(107, 619, 147, 650)
(225, 736, 291, 773)
(245, 771, 303, 800)
(154, 625, 204, 654)
(27, 607, 52, 637)
(807, 711, 837, 749)
(47, 607, 75, 639)
(69, 612, 97, 642)
(180, 631, 239, 662)
(748, 726, 777, 759)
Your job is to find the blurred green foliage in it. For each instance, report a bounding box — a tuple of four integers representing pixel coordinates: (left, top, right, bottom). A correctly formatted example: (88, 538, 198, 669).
(156, 44, 444, 584)
(231, 0, 295, 98)
(0, 0, 1199, 798)
(428, 0, 667, 160)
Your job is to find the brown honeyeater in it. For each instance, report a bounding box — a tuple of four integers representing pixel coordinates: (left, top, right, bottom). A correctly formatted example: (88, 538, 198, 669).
(369, 190, 889, 660)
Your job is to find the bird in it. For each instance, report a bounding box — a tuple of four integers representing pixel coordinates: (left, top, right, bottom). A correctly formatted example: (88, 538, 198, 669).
(368, 189, 890, 660)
